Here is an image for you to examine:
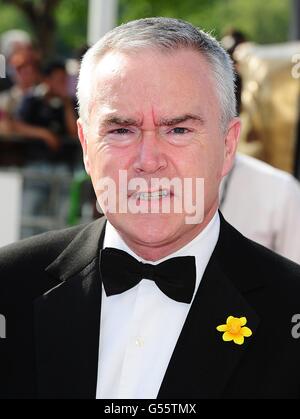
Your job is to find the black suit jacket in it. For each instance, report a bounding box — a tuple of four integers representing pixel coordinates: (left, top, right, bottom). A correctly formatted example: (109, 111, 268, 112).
(0, 214, 300, 399)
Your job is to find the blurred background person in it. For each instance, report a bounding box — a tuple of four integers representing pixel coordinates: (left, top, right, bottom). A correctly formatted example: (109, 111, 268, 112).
(15, 60, 77, 152)
(0, 29, 33, 92)
(0, 35, 41, 136)
(14, 60, 78, 238)
(220, 153, 300, 264)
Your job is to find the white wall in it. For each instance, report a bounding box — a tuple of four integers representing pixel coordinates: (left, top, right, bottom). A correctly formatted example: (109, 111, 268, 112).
(0, 171, 22, 247)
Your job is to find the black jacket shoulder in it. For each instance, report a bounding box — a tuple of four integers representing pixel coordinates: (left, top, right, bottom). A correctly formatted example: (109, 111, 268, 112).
(0, 224, 87, 303)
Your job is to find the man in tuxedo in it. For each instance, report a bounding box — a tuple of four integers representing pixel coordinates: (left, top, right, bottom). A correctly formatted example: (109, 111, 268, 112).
(0, 17, 300, 399)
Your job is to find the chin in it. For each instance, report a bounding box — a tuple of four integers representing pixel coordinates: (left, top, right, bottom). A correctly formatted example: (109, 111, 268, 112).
(108, 212, 185, 246)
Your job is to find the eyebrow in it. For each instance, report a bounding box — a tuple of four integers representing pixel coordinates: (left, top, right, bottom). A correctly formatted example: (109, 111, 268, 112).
(100, 113, 205, 128)
(102, 116, 142, 127)
(159, 114, 205, 126)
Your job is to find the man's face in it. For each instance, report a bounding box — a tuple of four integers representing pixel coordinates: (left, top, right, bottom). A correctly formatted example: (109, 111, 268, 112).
(10, 50, 39, 89)
(15, 62, 38, 88)
(78, 48, 240, 259)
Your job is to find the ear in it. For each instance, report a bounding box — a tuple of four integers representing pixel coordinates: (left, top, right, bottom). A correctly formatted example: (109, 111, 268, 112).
(77, 118, 90, 175)
(221, 117, 241, 178)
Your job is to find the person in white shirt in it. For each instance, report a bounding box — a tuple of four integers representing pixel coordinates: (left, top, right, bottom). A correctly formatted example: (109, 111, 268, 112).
(1, 18, 300, 400)
(220, 153, 300, 264)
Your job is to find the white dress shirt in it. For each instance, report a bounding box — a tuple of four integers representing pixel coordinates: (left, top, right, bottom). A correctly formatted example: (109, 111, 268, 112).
(96, 211, 220, 399)
(220, 153, 300, 264)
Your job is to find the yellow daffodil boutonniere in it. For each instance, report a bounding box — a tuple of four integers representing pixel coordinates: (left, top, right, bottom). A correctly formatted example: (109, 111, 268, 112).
(217, 316, 252, 345)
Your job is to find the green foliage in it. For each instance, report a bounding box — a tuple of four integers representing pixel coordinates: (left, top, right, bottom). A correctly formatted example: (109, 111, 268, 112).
(0, 1, 30, 35)
(0, 0, 291, 57)
(119, 0, 290, 44)
(0, 0, 88, 56)
(55, 0, 88, 55)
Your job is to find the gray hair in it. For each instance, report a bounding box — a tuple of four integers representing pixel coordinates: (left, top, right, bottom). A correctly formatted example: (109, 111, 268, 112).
(77, 17, 237, 130)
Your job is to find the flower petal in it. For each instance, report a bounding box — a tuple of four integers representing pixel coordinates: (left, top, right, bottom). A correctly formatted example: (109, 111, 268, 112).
(239, 317, 247, 326)
(233, 335, 244, 345)
(241, 327, 252, 337)
(226, 316, 234, 324)
(223, 332, 234, 341)
(217, 324, 227, 332)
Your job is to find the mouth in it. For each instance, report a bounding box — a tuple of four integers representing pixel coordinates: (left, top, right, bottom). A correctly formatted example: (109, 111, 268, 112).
(130, 189, 172, 201)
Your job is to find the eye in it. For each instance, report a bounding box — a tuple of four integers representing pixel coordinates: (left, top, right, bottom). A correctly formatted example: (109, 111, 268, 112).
(163, 126, 195, 146)
(170, 127, 190, 134)
(109, 128, 131, 135)
(104, 126, 139, 146)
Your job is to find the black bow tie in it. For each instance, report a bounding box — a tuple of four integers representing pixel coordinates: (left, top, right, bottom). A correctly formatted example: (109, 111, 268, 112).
(100, 247, 196, 304)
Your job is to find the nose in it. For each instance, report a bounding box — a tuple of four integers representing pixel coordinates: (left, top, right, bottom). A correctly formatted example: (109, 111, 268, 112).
(133, 130, 168, 174)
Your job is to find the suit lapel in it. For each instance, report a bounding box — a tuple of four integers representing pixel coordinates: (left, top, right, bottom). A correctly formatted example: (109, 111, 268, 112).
(34, 217, 106, 399)
(158, 218, 261, 399)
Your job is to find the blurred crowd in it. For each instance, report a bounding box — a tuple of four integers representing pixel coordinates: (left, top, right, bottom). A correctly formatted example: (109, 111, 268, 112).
(0, 30, 89, 238)
(0, 30, 83, 165)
